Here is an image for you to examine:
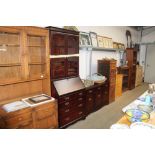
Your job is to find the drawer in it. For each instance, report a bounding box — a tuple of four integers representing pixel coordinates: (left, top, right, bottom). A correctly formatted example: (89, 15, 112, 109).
(35, 106, 56, 120)
(59, 102, 84, 117)
(59, 92, 85, 104)
(59, 109, 84, 127)
(35, 114, 58, 129)
(4, 112, 32, 128)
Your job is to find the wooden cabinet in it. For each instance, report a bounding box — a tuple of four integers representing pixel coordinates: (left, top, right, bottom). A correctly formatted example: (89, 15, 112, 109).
(135, 65, 143, 87)
(53, 77, 85, 128)
(50, 58, 66, 79)
(58, 90, 85, 128)
(118, 66, 129, 92)
(50, 57, 79, 80)
(48, 27, 79, 55)
(0, 101, 58, 129)
(115, 74, 123, 98)
(126, 48, 137, 90)
(98, 59, 116, 103)
(85, 83, 109, 115)
(0, 27, 51, 104)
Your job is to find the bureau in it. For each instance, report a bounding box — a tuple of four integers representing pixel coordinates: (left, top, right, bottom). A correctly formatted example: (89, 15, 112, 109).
(58, 90, 85, 128)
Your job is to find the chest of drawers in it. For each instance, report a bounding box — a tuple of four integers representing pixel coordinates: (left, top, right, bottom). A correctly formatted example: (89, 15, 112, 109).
(58, 90, 85, 128)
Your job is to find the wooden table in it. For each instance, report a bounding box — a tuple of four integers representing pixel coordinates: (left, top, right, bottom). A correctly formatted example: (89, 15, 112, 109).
(117, 112, 155, 126)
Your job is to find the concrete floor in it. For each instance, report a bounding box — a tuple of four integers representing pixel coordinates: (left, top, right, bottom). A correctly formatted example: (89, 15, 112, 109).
(67, 83, 148, 129)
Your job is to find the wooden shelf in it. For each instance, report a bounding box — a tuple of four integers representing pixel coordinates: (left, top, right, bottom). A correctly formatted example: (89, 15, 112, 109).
(28, 62, 46, 65)
(28, 45, 45, 47)
(0, 63, 21, 67)
(0, 76, 47, 86)
(0, 44, 20, 47)
(80, 45, 125, 52)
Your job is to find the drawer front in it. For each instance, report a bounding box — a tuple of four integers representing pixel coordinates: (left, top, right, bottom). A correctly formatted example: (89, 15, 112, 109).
(59, 91, 84, 103)
(36, 114, 58, 129)
(35, 106, 56, 120)
(59, 109, 84, 127)
(59, 102, 84, 117)
(5, 112, 32, 128)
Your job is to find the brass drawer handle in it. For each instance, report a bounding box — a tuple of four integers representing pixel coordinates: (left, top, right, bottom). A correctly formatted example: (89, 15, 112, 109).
(65, 102, 70, 106)
(78, 104, 83, 107)
(78, 112, 83, 115)
(78, 98, 83, 101)
(65, 97, 70, 100)
(78, 92, 83, 96)
(98, 94, 101, 97)
(89, 90, 93, 93)
(89, 98, 92, 101)
(18, 117, 23, 121)
(65, 109, 70, 113)
(65, 117, 70, 121)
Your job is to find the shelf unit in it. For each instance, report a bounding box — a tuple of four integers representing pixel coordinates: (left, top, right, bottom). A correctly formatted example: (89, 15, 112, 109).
(117, 66, 130, 92)
(80, 45, 125, 52)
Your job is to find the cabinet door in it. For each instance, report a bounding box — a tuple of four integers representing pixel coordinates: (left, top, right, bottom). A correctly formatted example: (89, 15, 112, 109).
(51, 32, 67, 55)
(27, 35, 47, 80)
(0, 29, 22, 85)
(109, 84, 115, 103)
(67, 57, 79, 77)
(67, 35, 79, 54)
(50, 58, 66, 79)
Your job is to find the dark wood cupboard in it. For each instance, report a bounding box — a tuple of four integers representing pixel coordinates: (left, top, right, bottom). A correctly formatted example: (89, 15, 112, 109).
(98, 60, 116, 103)
(126, 48, 137, 90)
(50, 56, 79, 80)
(48, 27, 79, 55)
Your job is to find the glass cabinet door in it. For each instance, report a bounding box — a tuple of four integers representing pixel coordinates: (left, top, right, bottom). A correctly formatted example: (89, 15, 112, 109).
(0, 30, 22, 85)
(27, 35, 47, 79)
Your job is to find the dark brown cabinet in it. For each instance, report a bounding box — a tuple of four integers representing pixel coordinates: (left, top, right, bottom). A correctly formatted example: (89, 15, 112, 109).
(98, 60, 116, 103)
(48, 27, 79, 55)
(50, 58, 66, 79)
(126, 48, 137, 90)
(85, 83, 109, 115)
(50, 56, 79, 80)
(67, 57, 79, 77)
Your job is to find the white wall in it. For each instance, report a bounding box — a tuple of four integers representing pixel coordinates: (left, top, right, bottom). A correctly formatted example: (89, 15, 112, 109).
(77, 26, 138, 79)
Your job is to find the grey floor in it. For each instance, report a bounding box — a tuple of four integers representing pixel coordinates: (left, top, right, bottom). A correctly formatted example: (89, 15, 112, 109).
(67, 83, 148, 129)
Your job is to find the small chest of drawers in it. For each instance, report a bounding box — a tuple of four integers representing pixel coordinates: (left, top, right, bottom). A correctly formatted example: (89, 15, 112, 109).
(58, 90, 85, 128)
(0, 100, 58, 129)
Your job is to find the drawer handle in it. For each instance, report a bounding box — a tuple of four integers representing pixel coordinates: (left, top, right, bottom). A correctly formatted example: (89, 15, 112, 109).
(78, 104, 83, 107)
(98, 94, 101, 97)
(78, 112, 83, 115)
(65, 109, 70, 113)
(65, 97, 70, 100)
(78, 93, 83, 96)
(97, 87, 101, 90)
(89, 98, 92, 101)
(78, 98, 83, 101)
(89, 90, 93, 93)
(18, 117, 23, 121)
(65, 117, 70, 121)
(65, 102, 70, 106)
